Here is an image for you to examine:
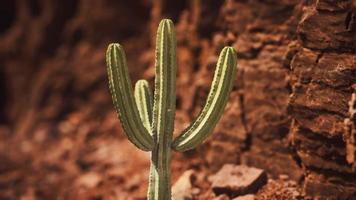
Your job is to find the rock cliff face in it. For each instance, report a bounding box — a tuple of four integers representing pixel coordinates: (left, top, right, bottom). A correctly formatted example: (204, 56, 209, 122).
(0, 0, 355, 199)
(152, 0, 356, 198)
(289, 1, 356, 198)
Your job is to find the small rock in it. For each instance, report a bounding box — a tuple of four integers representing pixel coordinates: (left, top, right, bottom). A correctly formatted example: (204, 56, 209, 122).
(209, 164, 267, 197)
(213, 194, 230, 200)
(278, 174, 289, 181)
(172, 170, 198, 200)
(76, 172, 101, 188)
(232, 194, 255, 200)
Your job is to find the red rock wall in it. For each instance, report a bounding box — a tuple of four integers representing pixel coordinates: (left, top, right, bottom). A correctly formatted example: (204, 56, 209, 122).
(289, 0, 356, 198)
(154, 0, 356, 198)
(0, 0, 355, 199)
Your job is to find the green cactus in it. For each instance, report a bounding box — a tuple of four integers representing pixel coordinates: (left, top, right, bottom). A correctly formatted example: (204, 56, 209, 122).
(106, 19, 237, 200)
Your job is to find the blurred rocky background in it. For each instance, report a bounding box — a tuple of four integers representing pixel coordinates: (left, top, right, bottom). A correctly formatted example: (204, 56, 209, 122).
(0, 0, 355, 199)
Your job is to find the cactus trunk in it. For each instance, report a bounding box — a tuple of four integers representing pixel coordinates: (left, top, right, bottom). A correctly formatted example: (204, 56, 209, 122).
(148, 142, 172, 200)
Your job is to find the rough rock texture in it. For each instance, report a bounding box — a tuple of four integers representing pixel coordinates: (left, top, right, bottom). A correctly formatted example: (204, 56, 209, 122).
(209, 164, 267, 198)
(288, 0, 356, 199)
(0, 1, 153, 199)
(218, 0, 305, 181)
(255, 178, 302, 200)
(1, 0, 356, 199)
(172, 170, 200, 200)
(172, 168, 302, 200)
(345, 90, 356, 168)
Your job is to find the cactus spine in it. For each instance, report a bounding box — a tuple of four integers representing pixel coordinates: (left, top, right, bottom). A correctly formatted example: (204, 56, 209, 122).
(106, 19, 237, 200)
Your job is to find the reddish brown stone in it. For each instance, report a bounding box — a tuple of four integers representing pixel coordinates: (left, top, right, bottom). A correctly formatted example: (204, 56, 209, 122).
(209, 164, 267, 197)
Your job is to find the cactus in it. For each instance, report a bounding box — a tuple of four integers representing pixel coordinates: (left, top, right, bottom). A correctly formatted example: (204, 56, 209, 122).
(106, 19, 237, 200)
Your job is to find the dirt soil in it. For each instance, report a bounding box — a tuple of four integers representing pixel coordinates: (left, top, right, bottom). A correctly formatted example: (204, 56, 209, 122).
(0, 0, 355, 200)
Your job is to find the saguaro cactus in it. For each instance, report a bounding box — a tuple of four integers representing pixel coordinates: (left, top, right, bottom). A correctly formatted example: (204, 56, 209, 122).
(106, 19, 237, 200)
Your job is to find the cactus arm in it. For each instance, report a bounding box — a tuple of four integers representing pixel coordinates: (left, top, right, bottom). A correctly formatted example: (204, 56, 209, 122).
(152, 19, 176, 136)
(148, 19, 176, 200)
(172, 47, 237, 152)
(134, 79, 153, 133)
(106, 43, 154, 151)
